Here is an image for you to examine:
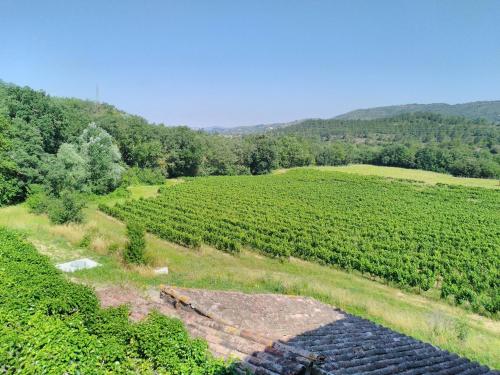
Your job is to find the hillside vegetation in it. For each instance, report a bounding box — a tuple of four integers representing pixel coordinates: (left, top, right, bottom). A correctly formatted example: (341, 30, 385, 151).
(101, 169, 500, 316)
(0, 227, 231, 374)
(271, 113, 500, 177)
(1, 81, 499, 214)
(335, 101, 500, 122)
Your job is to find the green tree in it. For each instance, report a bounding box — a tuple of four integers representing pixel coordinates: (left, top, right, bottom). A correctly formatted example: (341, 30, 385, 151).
(132, 140, 164, 169)
(414, 145, 449, 172)
(315, 143, 349, 166)
(7, 118, 46, 184)
(200, 136, 245, 176)
(78, 123, 124, 194)
(0, 116, 23, 205)
(377, 144, 415, 168)
(246, 135, 278, 175)
(165, 127, 203, 177)
(46, 189, 86, 224)
(276, 136, 313, 168)
(45, 143, 88, 196)
(5, 85, 67, 153)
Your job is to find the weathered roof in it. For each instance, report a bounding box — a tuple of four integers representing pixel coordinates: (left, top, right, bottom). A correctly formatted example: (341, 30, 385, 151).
(284, 313, 498, 375)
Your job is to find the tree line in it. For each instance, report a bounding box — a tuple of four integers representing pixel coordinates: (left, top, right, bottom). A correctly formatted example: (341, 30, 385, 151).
(1, 81, 499, 211)
(271, 113, 500, 178)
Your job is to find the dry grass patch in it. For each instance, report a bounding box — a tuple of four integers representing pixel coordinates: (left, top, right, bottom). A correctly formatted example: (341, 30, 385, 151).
(90, 236, 109, 254)
(48, 224, 86, 245)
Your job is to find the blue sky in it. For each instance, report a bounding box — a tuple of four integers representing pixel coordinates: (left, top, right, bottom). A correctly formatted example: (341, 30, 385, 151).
(1, 0, 499, 128)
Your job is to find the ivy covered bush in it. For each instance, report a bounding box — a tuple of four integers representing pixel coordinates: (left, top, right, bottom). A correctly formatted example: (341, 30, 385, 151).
(0, 227, 232, 374)
(124, 221, 146, 264)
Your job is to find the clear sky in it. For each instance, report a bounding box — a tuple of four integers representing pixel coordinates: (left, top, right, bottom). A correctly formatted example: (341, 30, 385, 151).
(1, 0, 499, 128)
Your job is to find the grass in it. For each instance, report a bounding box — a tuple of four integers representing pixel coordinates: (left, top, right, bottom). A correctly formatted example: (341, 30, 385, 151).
(278, 164, 500, 189)
(0, 180, 498, 369)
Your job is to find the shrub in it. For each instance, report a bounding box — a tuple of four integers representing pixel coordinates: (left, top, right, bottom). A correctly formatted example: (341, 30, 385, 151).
(26, 191, 49, 214)
(79, 233, 92, 248)
(454, 317, 470, 342)
(0, 227, 231, 374)
(46, 190, 86, 224)
(122, 167, 165, 186)
(124, 221, 146, 264)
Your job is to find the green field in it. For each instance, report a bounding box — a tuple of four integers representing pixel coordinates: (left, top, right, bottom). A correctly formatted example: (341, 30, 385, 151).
(102, 169, 500, 315)
(306, 164, 500, 189)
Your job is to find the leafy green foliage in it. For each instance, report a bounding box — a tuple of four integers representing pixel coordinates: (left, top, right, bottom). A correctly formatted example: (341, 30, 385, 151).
(45, 143, 88, 196)
(78, 123, 124, 194)
(26, 191, 49, 214)
(165, 127, 204, 177)
(121, 167, 165, 185)
(124, 221, 146, 264)
(276, 136, 313, 168)
(46, 190, 86, 224)
(200, 136, 249, 176)
(246, 135, 278, 175)
(102, 170, 500, 315)
(0, 116, 23, 205)
(0, 227, 231, 374)
(26, 185, 86, 224)
(4, 84, 68, 153)
(315, 143, 349, 166)
(377, 144, 415, 169)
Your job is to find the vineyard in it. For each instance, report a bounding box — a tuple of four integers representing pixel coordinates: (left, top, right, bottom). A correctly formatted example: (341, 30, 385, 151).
(100, 170, 500, 315)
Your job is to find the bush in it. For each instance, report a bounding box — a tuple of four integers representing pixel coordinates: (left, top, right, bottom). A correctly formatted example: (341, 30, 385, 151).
(122, 167, 165, 186)
(124, 221, 146, 264)
(26, 186, 87, 224)
(26, 191, 50, 214)
(46, 190, 86, 224)
(0, 228, 230, 374)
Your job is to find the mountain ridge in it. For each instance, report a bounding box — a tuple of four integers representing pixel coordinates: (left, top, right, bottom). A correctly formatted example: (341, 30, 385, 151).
(335, 100, 500, 122)
(216, 100, 500, 135)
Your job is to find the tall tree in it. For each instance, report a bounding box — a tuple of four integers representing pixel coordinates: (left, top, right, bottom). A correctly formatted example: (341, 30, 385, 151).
(246, 135, 278, 175)
(78, 123, 124, 194)
(45, 143, 88, 196)
(276, 136, 313, 168)
(0, 116, 22, 205)
(165, 127, 203, 177)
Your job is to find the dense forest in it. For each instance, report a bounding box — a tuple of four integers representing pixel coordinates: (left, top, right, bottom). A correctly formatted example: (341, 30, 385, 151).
(335, 101, 500, 122)
(1, 81, 499, 213)
(270, 114, 500, 178)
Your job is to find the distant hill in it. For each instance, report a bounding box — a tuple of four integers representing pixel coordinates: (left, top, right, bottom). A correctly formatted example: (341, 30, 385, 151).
(217, 100, 500, 135)
(335, 101, 500, 123)
(207, 120, 307, 135)
(272, 112, 499, 145)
